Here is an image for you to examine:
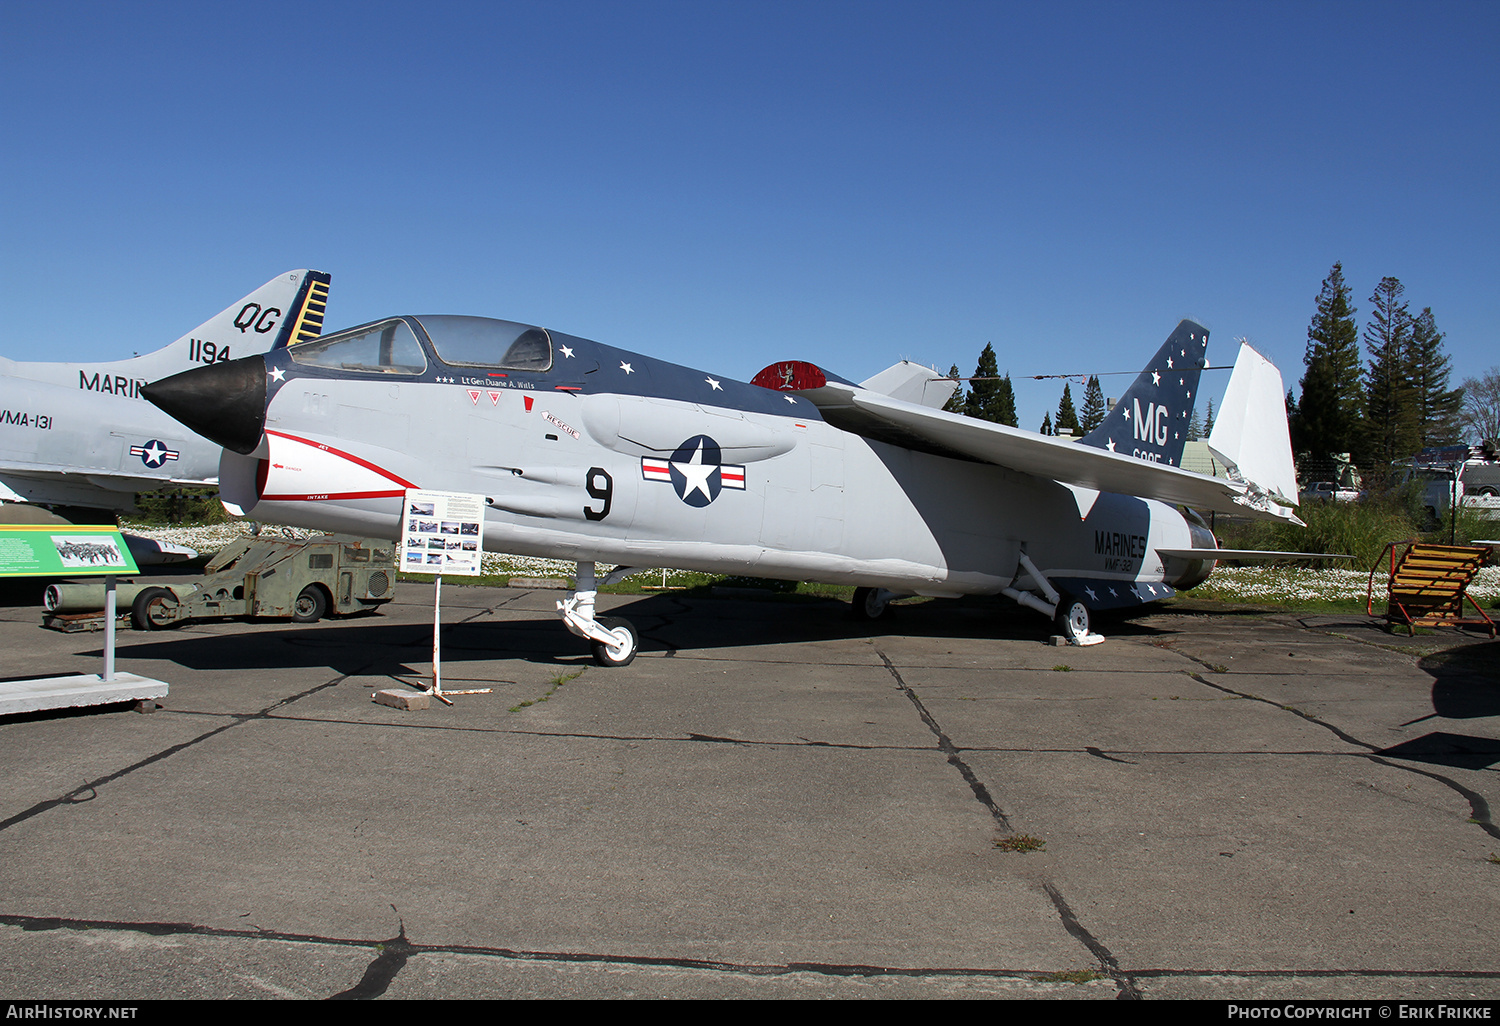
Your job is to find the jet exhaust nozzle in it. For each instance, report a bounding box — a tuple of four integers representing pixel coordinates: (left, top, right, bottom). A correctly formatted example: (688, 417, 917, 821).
(142, 356, 268, 456)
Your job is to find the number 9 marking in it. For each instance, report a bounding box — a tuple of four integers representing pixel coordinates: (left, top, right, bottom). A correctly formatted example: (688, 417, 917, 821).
(585, 467, 613, 521)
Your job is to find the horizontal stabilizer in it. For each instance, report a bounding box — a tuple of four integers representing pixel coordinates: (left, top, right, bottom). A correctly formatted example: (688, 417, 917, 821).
(1155, 548, 1351, 561)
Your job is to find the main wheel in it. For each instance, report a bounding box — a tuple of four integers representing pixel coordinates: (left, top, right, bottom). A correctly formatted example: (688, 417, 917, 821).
(292, 585, 328, 623)
(1054, 593, 1091, 644)
(851, 586, 892, 621)
(130, 587, 177, 630)
(590, 616, 638, 667)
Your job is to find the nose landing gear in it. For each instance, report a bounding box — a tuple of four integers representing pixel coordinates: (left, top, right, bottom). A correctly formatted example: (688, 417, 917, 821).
(558, 561, 641, 666)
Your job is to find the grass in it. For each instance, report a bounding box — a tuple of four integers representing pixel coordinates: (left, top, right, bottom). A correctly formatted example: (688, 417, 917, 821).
(1032, 969, 1103, 984)
(994, 834, 1046, 853)
(509, 669, 584, 712)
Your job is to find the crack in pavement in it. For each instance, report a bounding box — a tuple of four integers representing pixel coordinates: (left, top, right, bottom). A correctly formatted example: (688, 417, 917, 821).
(873, 648, 1140, 1000)
(22, 911, 1492, 997)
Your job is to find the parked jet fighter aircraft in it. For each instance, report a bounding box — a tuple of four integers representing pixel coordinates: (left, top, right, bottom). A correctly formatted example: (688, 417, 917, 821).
(0, 270, 330, 521)
(143, 311, 1301, 660)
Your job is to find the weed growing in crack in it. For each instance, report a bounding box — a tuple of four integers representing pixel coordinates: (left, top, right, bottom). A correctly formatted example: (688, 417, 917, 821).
(1032, 969, 1102, 984)
(510, 669, 585, 712)
(994, 834, 1047, 853)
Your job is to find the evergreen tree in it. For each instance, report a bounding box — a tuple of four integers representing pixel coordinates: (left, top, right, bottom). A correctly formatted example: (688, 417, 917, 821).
(1293, 263, 1362, 460)
(1040, 411, 1053, 436)
(1055, 383, 1079, 435)
(1080, 375, 1106, 433)
(1407, 307, 1463, 447)
(1204, 397, 1215, 437)
(1188, 408, 1204, 441)
(942, 364, 966, 414)
(994, 373, 1018, 427)
(1363, 276, 1419, 467)
(964, 344, 1001, 422)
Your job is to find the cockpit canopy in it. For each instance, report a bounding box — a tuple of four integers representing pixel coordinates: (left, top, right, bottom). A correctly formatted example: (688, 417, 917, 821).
(288, 315, 553, 374)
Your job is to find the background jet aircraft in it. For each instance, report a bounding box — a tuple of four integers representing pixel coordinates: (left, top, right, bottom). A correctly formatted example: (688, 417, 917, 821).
(144, 311, 1300, 660)
(0, 270, 329, 558)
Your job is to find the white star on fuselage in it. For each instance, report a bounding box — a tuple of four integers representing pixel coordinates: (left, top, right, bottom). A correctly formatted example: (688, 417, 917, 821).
(619, 362, 634, 374)
(783, 395, 797, 404)
(671, 441, 716, 501)
(706, 377, 722, 391)
(269, 366, 285, 382)
(558, 345, 574, 358)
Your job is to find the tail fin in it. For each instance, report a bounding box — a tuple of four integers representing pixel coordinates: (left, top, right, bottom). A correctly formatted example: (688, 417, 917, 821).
(123, 270, 331, 378)
(1079, 319, 1207, 467)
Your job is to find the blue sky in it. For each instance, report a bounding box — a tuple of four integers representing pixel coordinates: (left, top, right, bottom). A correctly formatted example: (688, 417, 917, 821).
(2, 0, 1495, 432)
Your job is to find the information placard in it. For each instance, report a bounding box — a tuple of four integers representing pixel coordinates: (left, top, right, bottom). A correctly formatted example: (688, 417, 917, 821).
(0, 525, 140, 578)
(400, 490, 485, 577)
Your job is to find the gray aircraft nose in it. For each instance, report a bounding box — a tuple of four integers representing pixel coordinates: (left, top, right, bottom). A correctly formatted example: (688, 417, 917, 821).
(142, 355, 268, 455)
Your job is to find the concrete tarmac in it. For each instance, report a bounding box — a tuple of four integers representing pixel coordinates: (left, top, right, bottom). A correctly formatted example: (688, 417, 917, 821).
(0, 579, 1497, 1000)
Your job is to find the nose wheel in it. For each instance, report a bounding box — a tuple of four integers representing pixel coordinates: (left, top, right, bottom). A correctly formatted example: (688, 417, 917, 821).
(590, 617, 639, 667)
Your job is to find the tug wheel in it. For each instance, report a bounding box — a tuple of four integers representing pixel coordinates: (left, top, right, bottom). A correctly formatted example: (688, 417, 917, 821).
(292, 585, 328, 623)
(131, 587, 177, 631)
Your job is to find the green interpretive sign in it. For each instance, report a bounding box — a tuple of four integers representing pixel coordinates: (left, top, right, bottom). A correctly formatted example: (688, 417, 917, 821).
(0, 525, 140, 578)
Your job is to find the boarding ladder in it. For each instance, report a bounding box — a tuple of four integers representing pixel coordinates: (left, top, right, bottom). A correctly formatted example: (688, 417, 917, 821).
(1366, 542, 1495, 637)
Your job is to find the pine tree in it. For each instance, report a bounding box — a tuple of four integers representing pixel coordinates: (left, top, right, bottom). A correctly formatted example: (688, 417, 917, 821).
(1293, 263, 1363, 460)
(1055, 383, 1079, 436)
(1363, 276, 1418, 467)
(994, 373, 1018, 427)
(1080, 375, 1106, 433)
(1407, 307, 1463, 447)
(964, 344, 1001, 422)
(1204, 397, 1215, 437)
(942, 364, 966, 414)
(1188, 408, 1204, 441)
(1040, 411, 1053, 436)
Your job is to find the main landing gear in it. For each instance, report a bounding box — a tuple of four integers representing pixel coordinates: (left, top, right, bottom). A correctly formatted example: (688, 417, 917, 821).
(1000, 551, 1104, 647)
(850, 586, 897, 621)
(558, 561, 641, 667)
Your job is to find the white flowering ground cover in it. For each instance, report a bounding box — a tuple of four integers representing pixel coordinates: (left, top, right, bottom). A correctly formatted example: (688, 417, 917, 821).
(1194, 564, 1500, 604)
(123, 521, 1500, 605)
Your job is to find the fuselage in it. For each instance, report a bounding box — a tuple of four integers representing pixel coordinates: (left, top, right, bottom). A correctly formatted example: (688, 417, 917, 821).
(0, 355, 230, 509)
(151, 314, 1215, 602)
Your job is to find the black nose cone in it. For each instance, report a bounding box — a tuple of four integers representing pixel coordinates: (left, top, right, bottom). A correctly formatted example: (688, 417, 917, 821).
(142, 355, 267, 455)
